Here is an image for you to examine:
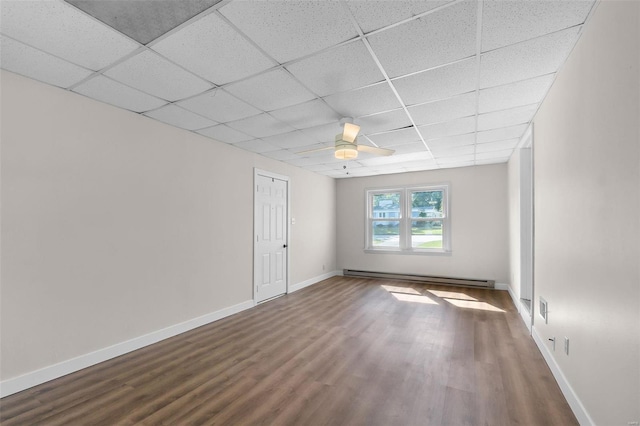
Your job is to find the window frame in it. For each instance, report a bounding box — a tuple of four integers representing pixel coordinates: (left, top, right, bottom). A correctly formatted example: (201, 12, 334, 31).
(365, 184, 451, 255)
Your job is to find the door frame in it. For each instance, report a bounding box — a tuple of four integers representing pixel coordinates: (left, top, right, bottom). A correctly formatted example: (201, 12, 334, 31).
(253, 168, 290, 304)
(518, 126, 534, 332)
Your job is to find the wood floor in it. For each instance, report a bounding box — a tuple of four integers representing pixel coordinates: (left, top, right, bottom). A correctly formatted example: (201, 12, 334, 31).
(1, 277, 577, 425)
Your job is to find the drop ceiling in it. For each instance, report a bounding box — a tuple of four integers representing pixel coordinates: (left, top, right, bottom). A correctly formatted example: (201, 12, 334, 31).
(0, 0, 596, 178)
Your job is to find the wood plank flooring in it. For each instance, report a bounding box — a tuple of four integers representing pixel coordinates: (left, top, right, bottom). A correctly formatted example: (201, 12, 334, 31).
(0, 277, 577, 425)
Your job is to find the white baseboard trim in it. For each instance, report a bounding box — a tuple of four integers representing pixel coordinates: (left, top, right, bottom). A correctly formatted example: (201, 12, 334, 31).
(494, 282, 509, 291)
(532, 326, 594, 426)
(505, 284, 519, 308)
(518, 300, 532, 333)
(288, 270, 340, 293)
(0, 299, 254, 398)
(503, 284, 532, 332)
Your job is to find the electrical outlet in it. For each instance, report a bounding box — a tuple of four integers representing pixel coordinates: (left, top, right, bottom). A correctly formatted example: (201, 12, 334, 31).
(564, 337, 570, 355)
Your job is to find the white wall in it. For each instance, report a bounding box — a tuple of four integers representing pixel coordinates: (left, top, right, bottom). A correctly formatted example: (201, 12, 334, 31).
(0, 70, 336, 383)
(532, 1, 639, 424)
(335, 164, 509, 284)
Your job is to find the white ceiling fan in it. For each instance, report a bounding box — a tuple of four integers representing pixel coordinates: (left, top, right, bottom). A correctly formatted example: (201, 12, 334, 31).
(299, 119, 395, 160)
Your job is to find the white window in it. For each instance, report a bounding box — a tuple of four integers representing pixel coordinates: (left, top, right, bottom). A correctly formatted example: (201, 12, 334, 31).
(366, 185, 450, 254)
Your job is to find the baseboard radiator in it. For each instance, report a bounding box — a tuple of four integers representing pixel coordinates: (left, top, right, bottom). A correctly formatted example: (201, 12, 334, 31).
(342, 269, 495, 289)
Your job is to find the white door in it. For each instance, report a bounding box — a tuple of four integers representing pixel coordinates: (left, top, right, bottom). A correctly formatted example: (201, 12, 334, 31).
(254, 171, 288, 303)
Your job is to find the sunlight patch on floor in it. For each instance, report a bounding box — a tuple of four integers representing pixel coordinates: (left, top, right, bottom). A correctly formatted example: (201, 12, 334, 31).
(392, 293, 438, 304)
(381, 283, 502, 309)
(427, 289, 477, 301)
(444, 298, 505, 312)
(381, 285, 421, 295)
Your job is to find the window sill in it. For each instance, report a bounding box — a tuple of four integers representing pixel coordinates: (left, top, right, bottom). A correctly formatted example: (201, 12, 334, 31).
(364, 248, 452, 256)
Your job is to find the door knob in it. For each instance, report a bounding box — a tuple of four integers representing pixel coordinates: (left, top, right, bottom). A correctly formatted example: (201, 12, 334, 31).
(283, 244, 288, 248)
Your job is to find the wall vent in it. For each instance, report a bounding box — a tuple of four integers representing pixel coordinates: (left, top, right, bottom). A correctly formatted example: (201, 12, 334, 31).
(342, 269, 494, 289)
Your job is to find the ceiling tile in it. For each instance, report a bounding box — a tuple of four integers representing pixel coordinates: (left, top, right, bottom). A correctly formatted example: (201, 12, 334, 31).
(430, 145, 476, 157)
(72, 75, 167, 113)
(104, 50, 212, 102)
(436, 154, 475, 164)
(304, 164, 334, 172)
(356, 109, 413, 135)
(287, 156, 340, 167)
(479, 74, 554, 114)
(151, 12, 273, 85)
(329, 159, 367, 170)
(393, 58, 477, 105)
(474, 156, 510, 166)
(477, 104, 538, 131)
(384, 142, 428, 155)
(262, 130, 319, 150)
(476, 124, 528, 144)
(0, 35, 92, 88)
(340, 168, 377, 178)
(320, 169, 349, 178)
(403, 159, 439, 171)
(367, 1, 477, 78)
(285, 40, 384, 97)
(224, 69, 315, 112)
(367, 128, 422, 147)
(226, 113, 295, 138)
(0, 0, 592, 178)
(418, 116, 477, 140)
(300, 122, 343, 143)
(409, 92, 477, 126)
(358, 151, 432, 167)
(482, 0, 594, 52)
(475, 139, 519, 153)
(364, 166, 408, 176)
(480, 27, 581, 89)
(196, 124, 253, 144)
(438, 161, 476, 169)
(1, 1, 139, 70)
(65, 0, 223, 45)
(323, 83, 402, 118)
(232, 139, 280, 154)
(220, 1, 358, 63)
(178, 89, 260, 122)
(270, 99, 341, 130)
(295, 142, 335, 158)
(475, 149, 514, 161)
(144, 104, 216, 131)
(426, 133, 476, 148)
(346, 0, 454, 33)
(262, 149, 303, 161)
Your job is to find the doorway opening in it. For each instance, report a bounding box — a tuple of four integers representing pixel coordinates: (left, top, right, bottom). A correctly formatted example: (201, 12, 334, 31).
(518, 127, 534, 331)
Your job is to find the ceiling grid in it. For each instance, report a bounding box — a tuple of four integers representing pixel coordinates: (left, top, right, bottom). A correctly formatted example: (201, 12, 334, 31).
(472, 0, 484, 166)
(0, 0, 597, 178)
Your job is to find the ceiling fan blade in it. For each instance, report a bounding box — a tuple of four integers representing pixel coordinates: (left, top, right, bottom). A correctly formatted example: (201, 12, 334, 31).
(296, 146, 334, 155)
(342, 122, 360, 143)
(357, 144, 395, 156)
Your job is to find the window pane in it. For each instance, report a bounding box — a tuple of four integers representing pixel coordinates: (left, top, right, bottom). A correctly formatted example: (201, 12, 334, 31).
(411, 220, 443, 249)
(372, 221, 400, 248)
(411, 190, 443, 218)
(372, 192, 401, 219)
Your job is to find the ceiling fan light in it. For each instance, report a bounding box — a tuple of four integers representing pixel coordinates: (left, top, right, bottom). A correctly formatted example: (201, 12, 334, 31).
(335, 147, 358, 159)
(342, 122, 360, 143)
